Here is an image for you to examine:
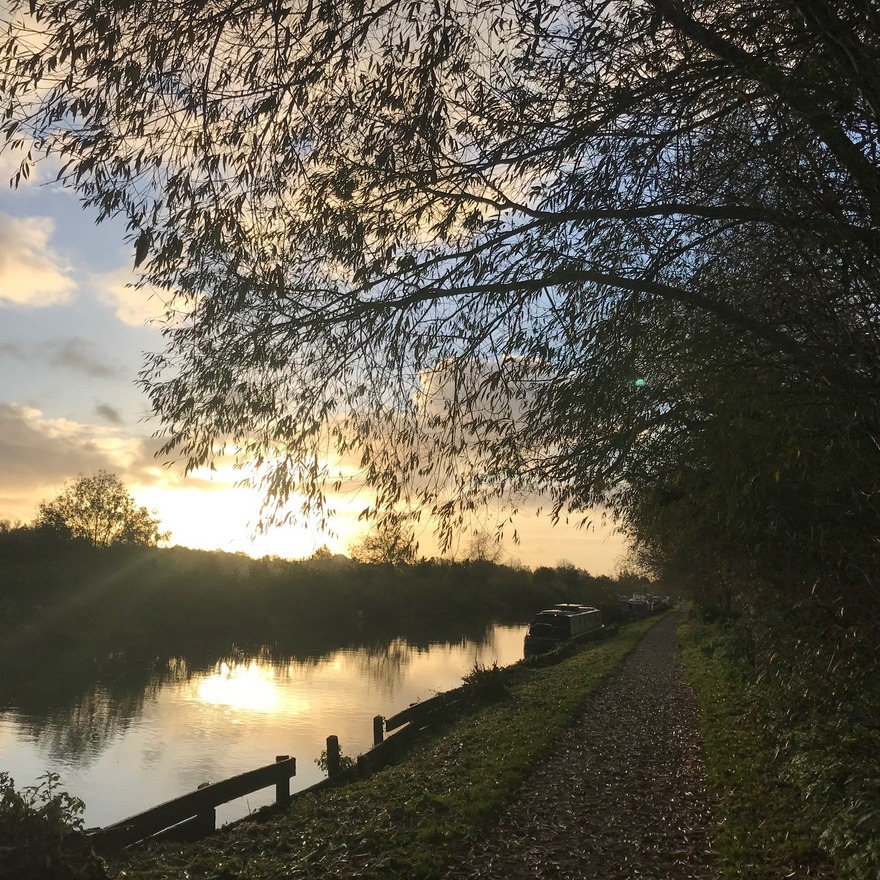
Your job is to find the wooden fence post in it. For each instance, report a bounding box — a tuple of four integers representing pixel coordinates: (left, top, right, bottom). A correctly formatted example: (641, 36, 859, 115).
(194, 782, 215, 837)
(373, 715, 384, 746)
(326, 735, 340, 778)
(275, 755, 291, 802)
(192, 807, 216, 838)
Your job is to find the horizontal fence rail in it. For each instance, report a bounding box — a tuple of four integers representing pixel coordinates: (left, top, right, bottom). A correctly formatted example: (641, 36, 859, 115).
(383, 686, 465, 734)
(89, 755, 296, 850)
(354, 687, 470, 775)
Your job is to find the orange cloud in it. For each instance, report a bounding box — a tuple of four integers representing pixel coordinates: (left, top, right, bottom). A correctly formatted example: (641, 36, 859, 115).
(0, 214, 76, 307)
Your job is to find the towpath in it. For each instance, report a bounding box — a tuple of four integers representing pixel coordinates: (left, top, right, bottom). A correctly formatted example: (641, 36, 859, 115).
(442, 612, 719, 880)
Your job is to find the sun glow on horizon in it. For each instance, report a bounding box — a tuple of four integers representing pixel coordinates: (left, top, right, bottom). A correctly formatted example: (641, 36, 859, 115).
(131, 479, 363, 560)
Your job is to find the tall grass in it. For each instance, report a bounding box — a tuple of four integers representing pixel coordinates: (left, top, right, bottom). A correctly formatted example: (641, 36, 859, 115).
(680, 610, 879, 879)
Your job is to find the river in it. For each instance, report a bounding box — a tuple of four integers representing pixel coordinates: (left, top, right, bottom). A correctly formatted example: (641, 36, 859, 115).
(0, 622, 528, 829)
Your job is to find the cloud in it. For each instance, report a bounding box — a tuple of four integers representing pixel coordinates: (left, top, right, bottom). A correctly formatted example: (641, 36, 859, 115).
(0, 143, 29, 187)
(0, 403, 170, 519)
(47, 337, 122, 378)
(0, 336, 123, 379)
(0, 403, 289, 554)
(0, 341, 27, 361)
(0, 134, 55, 189)
(91, 266, 169, 327)
(0, 403, 128, 482)
(95, 403, 124, 424)
(0, 213, 76, 307)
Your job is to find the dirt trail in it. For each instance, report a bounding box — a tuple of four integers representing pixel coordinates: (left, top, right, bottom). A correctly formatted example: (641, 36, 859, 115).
(443, 613, 719, 879)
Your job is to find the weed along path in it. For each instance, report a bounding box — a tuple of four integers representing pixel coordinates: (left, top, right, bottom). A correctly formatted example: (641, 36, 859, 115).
(442, 612, 718, 880)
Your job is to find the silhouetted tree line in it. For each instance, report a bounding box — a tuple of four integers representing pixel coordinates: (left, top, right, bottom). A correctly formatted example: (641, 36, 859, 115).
(0, 523, 644, 656)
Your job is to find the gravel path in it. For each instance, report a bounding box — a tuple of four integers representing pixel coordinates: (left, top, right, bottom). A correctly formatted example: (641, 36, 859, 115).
(443, 613, 719, 880)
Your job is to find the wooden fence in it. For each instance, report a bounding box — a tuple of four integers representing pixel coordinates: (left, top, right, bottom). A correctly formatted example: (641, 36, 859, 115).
(89, 679, 488, 848)
(88, 622, 628, 849)
(382, 686, 465, 736)
(89, 755, 296, 850)
(351, 687, 467, 775)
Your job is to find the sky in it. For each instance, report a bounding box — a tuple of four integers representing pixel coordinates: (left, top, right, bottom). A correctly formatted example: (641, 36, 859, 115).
(0, 148, 626, 572)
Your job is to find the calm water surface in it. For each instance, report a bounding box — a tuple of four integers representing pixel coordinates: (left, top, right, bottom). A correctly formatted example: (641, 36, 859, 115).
(0, 623, 527, 828)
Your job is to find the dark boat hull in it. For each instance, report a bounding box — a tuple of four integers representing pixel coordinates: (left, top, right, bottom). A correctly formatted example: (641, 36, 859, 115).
(523, 606, 604, 656)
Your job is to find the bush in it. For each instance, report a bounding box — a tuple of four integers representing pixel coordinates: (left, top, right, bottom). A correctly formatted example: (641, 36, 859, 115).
(0, 772, 107, 880)
(461, 660, 508, 700)
(314, 746, 357, 776)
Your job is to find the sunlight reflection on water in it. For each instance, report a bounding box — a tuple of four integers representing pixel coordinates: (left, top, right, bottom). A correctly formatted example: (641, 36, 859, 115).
(196, 661, 284, 712)
(0, 624, 527, 828)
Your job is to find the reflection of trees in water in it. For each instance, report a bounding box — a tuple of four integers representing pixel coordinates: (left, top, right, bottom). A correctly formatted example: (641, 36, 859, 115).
(353, 638, 414, 695)
(8, 655, 168, 766)
(345, 619, 499, 694)
(29, 686, 147, 766)
(3, 618, 503, 765)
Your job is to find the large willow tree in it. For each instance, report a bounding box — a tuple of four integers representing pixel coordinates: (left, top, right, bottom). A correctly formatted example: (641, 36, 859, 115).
(3, 1, 879, 605)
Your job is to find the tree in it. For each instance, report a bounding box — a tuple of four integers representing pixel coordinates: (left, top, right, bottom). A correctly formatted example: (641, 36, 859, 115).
(349, 520, 418, 565)
(462, 531, 504, 564)
(2, 2, 879, 609)
(35, 472, 169, 548)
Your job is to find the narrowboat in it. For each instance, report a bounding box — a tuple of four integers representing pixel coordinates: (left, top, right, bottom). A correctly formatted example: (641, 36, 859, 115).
(523, 604, 603, 655)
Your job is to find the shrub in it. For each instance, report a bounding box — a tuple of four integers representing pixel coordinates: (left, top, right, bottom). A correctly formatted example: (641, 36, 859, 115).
(314, 746, 357, 776)
(461, 660, 508, 700)
(0, 771, 107, 880)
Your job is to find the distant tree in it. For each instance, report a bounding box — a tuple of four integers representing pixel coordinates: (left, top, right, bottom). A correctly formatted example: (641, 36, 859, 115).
(349, 521, 418, 565)
(463, 531, 504, 564)
(308, 544, 334, 561)
(0, 519, 24, 542)
(0, 519, 33, 554)
(554, 560, 583, 594)
(35, 472, 169, 548)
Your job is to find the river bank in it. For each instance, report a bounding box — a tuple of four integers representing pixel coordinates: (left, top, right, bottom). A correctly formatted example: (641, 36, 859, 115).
(0, 539, 642, 658)
(109, 617, 663, 879)
(107, 611, 856, 880)
(7, 611, 853, 878)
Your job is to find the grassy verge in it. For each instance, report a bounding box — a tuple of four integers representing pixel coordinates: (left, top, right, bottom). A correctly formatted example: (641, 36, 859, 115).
(678, 618, 836, 879)
(112, 617, 662, 880)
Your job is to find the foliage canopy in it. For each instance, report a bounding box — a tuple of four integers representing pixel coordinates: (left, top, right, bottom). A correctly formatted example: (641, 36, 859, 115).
(35, 471, 169, 548)
(2, 1, 879, 610)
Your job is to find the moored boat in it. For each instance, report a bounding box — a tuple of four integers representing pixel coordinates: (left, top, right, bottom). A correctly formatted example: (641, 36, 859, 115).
(523, 604, 603, 655)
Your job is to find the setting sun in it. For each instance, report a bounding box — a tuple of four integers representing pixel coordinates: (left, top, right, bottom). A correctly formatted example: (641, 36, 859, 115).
(129, 479, 361, 560)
